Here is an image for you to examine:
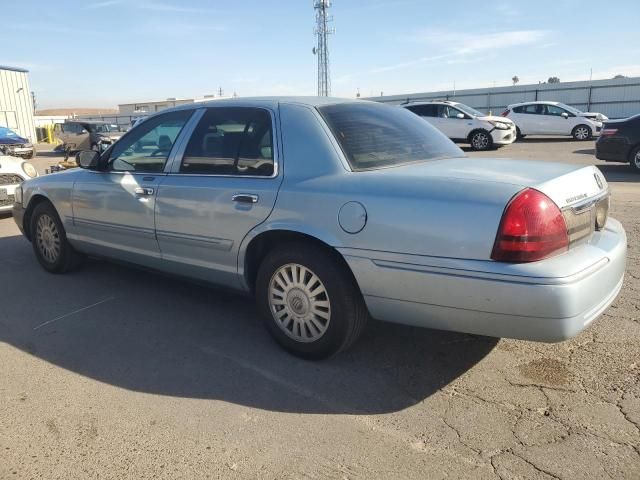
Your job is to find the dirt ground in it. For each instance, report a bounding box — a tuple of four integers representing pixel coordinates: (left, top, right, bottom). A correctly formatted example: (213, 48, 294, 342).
(0, 139, 638, 479)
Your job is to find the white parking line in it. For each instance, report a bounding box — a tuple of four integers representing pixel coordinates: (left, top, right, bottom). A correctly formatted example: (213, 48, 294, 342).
(33, 297, 116, 331)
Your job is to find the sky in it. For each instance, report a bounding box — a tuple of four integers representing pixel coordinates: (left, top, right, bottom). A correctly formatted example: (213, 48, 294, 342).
(2, 0, 639, 109)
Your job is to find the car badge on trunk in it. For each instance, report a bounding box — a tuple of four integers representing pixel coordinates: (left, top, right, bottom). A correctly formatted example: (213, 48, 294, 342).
(594, 172, 604, 190)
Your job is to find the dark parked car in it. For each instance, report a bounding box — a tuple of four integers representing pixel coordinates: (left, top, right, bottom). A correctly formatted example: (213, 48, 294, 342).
(596, 113, 640, 172)
(53, 121, 124, 159)
(0, 126, 34, 159)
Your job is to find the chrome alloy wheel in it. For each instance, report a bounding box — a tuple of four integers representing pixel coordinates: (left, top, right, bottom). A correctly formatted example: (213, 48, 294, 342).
(574, 126, 590, 140)
(472, 132, 490, 150)
(269, 263, 331, 343)
(634, 150, 640, 169)
(36, 214, 61, 263)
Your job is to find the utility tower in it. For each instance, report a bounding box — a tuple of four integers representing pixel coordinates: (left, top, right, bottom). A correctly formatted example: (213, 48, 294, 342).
(313, 0, 334, 96)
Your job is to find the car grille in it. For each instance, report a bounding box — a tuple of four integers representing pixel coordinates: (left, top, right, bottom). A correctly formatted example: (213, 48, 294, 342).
(0, 194, 15, 207)
(563, 195, 609, 246)
(0, 174, 24, 185)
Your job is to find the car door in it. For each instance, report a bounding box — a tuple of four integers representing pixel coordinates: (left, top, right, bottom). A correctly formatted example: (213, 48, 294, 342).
(542, 104, 573, 135)
(154, 106, 283, 288)
(518, 104, 546, 134)
(443, 106, 472, 139)
(405, 104, 438, 129)
(69, 109, 195, 267)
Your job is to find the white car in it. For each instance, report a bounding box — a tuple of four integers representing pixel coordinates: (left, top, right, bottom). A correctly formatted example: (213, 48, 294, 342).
(503, 101, 606, 141)
(402, 100, 517, 151)
(0, 155, 38, 213)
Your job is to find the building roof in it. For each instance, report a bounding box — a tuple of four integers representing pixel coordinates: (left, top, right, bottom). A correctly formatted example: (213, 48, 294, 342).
(0, 65, 29, 73)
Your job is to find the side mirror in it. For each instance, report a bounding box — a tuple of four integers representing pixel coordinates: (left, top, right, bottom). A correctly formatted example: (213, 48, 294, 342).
(561, 112, 569, 119)
(456, 113, 465, 119)
(77, 150, 101, 169)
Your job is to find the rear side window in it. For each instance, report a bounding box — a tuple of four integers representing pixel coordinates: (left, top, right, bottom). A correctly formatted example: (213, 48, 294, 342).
(319, 102, 463, 171)
(405, 104, 437, 117)
(512, 106, 524, 113)
(180, 107, 274, 176)
(523, 104, 543, 114)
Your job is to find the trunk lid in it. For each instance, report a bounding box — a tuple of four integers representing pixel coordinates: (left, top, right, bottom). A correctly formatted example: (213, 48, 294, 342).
(397, 157, 608, 208)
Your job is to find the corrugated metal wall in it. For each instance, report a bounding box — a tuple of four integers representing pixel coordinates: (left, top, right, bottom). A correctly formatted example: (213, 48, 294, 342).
(0, 67, 36, 142)
(369, 77, 640, 119)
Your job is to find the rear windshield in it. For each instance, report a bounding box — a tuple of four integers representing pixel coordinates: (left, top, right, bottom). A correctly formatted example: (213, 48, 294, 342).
(318, 102, 463, 170)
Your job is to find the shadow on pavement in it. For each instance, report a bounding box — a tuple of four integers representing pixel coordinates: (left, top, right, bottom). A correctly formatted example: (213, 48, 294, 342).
(0, 233, 497, 415)
(596, 163, 640, 183)
(573, 148, 595, 155)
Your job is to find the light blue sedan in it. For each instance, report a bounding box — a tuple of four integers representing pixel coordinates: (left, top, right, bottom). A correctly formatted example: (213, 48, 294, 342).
(13, 98, 626, 359)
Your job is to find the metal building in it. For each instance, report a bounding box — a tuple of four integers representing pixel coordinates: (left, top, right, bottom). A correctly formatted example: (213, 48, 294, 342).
(0, 66, 36, 142)
(118, 98, 195, 115)
(369, 76, 640, 119)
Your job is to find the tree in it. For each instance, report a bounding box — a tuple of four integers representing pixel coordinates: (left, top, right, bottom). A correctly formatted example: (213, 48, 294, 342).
(512, 75, 519, 85)
(547, 76, 560, 84)
(613, 74, 627, 79)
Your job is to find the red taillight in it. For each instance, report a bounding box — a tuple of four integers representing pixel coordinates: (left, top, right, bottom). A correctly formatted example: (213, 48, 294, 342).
(600, 128, 618, 137)
(501, 109, 510, 117)
(491, 188, 568, 262)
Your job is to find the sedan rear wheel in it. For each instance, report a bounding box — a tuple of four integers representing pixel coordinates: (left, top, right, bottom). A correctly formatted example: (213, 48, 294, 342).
(256, 242, 368, 359)
(572, 125, 592, 141)
(630, 146, 640, 172)
(470, 130, 492, 151)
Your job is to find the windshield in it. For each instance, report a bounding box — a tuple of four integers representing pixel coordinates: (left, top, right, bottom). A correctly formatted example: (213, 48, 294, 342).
(319, 102, 464, 171)
(93, 124, 121, 133)
(454, 103, 485, 117)
(556, 103, 583, 114)
(0, 127, 20, 138)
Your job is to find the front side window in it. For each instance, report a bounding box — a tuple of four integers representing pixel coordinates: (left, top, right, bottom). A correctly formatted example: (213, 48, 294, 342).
(545, 105, 569, 116)
(319, 102, 463, 171)
(107, 109, 193, 173)
(180, 107, 274, 176)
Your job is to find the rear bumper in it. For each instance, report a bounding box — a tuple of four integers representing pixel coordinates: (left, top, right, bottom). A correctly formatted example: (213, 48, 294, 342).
(596, 137, 632, 162)
(340, 218, 627, 342)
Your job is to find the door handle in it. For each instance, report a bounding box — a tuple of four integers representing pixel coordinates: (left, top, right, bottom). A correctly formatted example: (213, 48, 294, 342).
(232, 193, 259, 204)
(135, 187, 154, 196)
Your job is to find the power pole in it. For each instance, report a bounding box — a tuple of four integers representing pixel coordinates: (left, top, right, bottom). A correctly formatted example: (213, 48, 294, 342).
(313, 0, 334, 97)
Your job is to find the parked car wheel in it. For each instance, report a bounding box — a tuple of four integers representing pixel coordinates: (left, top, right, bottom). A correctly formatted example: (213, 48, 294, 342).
(516, 127, 526, 140)
(30, 202, 82, 274)
(572, 125, 592, 141)
(255, 243, 368, 359)
(469, 130, 493, 151)
(630, 146, 640, 172)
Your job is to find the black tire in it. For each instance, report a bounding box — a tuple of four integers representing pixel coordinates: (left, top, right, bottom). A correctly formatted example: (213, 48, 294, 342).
(516, 127, 526, 140)
(255, 242, 368, 359)
(630, 145, 640, 173)
(572, 124, 592, 141)
(469, 130, 493, 151)
(30, 202, 82, 273)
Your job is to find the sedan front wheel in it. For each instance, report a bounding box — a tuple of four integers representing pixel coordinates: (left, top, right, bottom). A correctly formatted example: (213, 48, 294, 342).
(256, 243, 368, 359)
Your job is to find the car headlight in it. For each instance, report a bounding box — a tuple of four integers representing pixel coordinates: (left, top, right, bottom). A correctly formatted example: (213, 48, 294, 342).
(15, 185, 23, 205)
(22, 162, 38, 178)
(490, 121, 510, 130)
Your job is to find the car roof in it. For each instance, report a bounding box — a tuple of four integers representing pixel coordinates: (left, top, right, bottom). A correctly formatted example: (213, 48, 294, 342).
(508, 101, 560, 108)
(65, 120, 111, 125)
(401, 100, 457, 107)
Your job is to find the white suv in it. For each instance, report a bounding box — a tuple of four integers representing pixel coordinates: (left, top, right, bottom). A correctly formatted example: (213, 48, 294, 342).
(402, 100, 516, 151)
(503, 101, 606, 140)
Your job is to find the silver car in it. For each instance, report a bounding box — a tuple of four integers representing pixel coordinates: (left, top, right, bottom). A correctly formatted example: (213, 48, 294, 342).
(13, 97, 626, 359)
